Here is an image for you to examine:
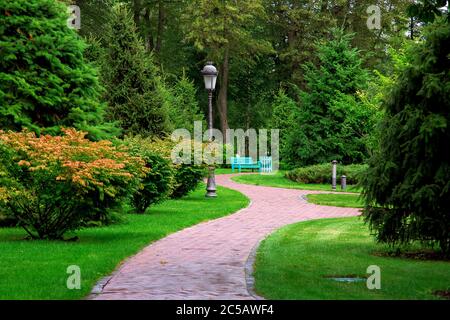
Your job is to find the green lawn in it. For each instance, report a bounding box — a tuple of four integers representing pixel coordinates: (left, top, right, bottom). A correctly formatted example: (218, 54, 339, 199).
(254, 217, 450, 300)
(307, 193, 364, 208)
(214, 167, 234, 175)
(231, 171, 361, 193)
(0, 184, 249, 300)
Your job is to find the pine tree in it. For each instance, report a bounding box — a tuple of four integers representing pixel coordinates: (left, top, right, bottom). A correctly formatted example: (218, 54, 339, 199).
(285, 29, 369, 166)
(100, 3, 170, 137)
(168, 74, 204, 132)
(0, 0, 118, 140)
(362, 19, 450, 256)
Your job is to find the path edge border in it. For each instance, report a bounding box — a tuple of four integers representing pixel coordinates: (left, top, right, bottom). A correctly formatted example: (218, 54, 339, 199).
(244, 238, 266, 300)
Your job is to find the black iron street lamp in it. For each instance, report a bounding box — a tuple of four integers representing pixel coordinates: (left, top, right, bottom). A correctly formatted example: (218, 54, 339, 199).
(201, 62, 218, 198)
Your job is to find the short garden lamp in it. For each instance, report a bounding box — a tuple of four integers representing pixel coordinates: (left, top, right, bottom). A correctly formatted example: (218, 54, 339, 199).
(201, 62, 218, 198)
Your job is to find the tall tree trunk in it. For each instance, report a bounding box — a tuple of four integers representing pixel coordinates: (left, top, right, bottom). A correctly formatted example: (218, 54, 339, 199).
(133, 0, 153, 51)
(320, 0, 328, 12)
(218, 46, 229, 140)
(144, 8, 153, 51)
(132, 0, 141, 26)
(155, 0, 165, 53)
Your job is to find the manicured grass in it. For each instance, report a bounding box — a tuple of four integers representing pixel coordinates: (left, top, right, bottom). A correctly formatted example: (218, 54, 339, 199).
(254, 217, 450, 300)
(307, 193, 364, 208)
(214, 167, 235, 175)
(0, 184, 249, 300)
(231, 171, 361, 193)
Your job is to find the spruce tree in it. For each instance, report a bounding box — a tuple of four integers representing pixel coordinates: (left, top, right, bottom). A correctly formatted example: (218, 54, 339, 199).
(0, 0, 118, 140)
(285, 29, 369, 166)
(100, 3, 170, 137)
(362, 19, 450, 256)
(168, 74, 204, 132)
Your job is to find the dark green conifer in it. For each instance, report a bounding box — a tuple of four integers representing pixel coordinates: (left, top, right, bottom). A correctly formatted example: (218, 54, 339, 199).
(100, 3, 170, 137)
(0, 0, 118, 140)
(362, 19, 450, 255)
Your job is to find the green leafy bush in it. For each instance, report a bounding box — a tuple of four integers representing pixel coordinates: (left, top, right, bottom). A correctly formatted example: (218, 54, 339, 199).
(123, 136, 174, 213)
(140, 138, 206, 198)
(0, 129, 146, 239)
(171, 164, 206, 198)
(171, 139, 207, 198)
(286, 163, 368, 185)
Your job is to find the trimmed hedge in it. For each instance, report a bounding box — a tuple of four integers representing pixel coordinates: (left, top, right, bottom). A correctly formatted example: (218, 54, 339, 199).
(286, 163, 367, 185)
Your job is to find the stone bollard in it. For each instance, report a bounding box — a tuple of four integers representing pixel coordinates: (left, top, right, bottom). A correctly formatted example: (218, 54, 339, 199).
(341, 175, 347, 191)
(332, 160, 337, 191)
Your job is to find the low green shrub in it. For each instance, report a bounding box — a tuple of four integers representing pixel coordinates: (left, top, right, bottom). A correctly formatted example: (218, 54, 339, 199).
(286, 163, 367, 185)
(171, 164, 206, 198)
(0, 129, 146, 239)
(142, 138, 207, 199)
(123, 136, 174, 213)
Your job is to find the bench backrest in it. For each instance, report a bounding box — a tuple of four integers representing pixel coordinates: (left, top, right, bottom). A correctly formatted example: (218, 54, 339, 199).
(231, 156, 254, 164)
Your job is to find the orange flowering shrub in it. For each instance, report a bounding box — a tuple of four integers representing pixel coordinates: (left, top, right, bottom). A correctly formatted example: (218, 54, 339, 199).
(0, 128, 147, 239)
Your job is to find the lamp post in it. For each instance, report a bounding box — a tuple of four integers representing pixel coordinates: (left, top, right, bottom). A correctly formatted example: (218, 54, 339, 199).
(201, 62, 218, 198)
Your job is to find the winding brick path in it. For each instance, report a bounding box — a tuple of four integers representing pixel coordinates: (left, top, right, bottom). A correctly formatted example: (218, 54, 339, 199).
(90, 174, 360, 300)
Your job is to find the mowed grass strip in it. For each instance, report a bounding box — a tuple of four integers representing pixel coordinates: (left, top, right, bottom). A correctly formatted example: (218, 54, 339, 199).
(307, 193, 364, 208)
(0, 184, 249, 300)
(254, 217, 450, 300)
(231, 171, 361, 193)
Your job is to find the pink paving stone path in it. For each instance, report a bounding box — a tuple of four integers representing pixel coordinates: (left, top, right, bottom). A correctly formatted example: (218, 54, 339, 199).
(90, 173, 361, 300)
